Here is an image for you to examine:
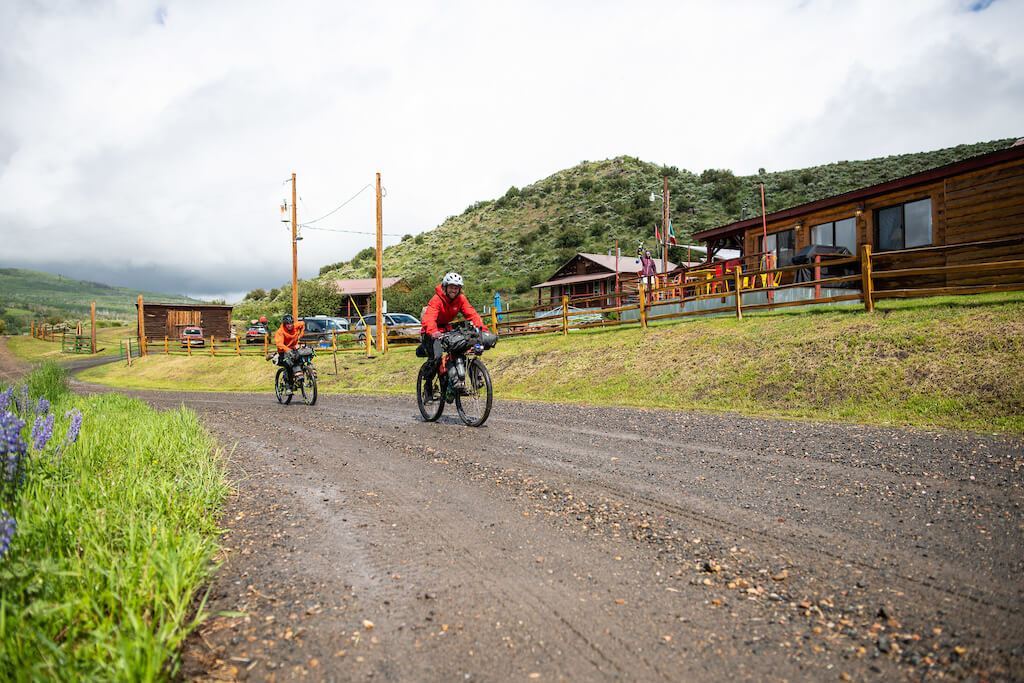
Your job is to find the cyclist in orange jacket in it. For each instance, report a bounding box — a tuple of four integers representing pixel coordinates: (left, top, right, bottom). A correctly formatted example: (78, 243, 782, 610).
(274, 314, 306, 395)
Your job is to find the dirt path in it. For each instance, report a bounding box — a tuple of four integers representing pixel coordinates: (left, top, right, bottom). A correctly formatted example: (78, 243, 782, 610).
(68, 380, 1023, 682)
(0, 337, 28, 382)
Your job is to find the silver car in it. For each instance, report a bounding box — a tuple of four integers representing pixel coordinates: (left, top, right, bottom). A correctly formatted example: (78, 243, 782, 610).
(354, 313, 421, 346)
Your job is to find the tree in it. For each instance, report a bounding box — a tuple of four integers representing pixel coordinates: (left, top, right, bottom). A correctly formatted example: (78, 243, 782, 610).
(298, 281, 343, 316)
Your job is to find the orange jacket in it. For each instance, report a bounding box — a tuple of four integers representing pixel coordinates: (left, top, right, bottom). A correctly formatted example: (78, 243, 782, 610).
(274, 321, 305, 353)
(421, 285, 487, 336)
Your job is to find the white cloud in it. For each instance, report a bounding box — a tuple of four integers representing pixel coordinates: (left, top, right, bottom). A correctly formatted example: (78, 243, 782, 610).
(0, 0, 1020, 298)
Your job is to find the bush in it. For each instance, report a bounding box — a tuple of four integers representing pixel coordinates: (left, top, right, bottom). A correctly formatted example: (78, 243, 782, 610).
(478, 250, 494, 265)
(353, 247, 376, 262)
(555, 228, 583, 249)
(244, 288, 267, 300)
(318, 262, 344, 275)
(414, 234, 425, 245)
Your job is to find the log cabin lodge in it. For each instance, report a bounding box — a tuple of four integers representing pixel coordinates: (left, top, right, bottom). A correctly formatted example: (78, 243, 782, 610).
(136, 302, 233, 341)
(691, 140, 1024, 291)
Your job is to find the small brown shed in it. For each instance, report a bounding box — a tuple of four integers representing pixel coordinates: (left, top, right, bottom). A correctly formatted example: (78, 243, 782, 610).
(136, 302, 233, 341)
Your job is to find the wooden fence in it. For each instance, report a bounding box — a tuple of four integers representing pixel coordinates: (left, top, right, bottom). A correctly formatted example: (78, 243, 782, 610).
(490, 236, 1024, 338)
(118, 236, 1024, 361)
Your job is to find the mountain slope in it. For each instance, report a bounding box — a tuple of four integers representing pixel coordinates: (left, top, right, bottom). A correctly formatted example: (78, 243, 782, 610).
(245, 138, 1016, 314)
(0, 267, 201, 332)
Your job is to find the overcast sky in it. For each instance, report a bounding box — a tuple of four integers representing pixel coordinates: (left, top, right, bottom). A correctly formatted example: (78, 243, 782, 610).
(1, 0, 1021, 301)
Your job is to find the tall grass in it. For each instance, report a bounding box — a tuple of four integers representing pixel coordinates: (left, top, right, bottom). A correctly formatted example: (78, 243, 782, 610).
(0, 366, 228, 680)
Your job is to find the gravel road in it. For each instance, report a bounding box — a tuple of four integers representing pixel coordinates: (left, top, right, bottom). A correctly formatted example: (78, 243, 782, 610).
(69, 381, 1022, 682)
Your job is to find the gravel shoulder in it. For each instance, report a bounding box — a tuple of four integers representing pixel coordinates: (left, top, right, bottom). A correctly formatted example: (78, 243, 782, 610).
(70, 380, 1024, 682)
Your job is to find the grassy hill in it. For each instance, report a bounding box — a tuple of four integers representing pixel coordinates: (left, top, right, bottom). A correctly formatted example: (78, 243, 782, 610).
(0, 267, 201, 333)
(235, 138, 1016, 319)
(81, 292, 1024, 434)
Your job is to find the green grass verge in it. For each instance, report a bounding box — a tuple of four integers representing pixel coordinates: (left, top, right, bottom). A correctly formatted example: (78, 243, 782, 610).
(79, 293, 1024, 433)
(5, 325, 128, 362)
(1, 366, 228, 680)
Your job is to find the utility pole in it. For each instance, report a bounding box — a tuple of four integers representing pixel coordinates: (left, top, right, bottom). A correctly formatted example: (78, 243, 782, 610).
(375, 172, 384, 351)
(662, 176, 670, 274)
(291, 172, 299, 321)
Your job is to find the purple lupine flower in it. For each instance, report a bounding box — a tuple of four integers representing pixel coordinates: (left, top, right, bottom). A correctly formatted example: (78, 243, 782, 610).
(0, 388, 12, 412)
(17, 385, 29, 415)
(64, 409, 83, 447)
(0, 510, 15, 559)
(1, 411, 27, 488)
(31, 414, 55, 451)
(35, 397, 50, 416)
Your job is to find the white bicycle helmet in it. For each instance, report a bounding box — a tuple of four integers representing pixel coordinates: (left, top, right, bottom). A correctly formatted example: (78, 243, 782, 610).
(441, 272, 464, 287)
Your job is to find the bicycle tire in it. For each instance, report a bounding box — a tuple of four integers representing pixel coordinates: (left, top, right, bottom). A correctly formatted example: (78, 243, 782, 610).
(275, 367, 293, 405)
(416, 363, 445, 422)
(300, 368, 318, 405)
(455, 358, 492, 427)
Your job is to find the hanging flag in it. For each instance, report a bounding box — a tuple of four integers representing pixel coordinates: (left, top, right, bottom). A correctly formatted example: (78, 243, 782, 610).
(654, 224, 661, 244)
(667, 219, 677, 245)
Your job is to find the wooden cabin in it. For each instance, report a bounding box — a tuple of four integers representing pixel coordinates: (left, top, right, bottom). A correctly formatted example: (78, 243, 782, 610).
(137, 302, 233, 340)
(330, 277, 405, 318)
(692, 141, 1024, 291)
(532, 252, 680, 307)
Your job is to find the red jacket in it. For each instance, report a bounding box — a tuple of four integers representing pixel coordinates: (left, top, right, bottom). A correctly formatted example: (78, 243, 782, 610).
(421, 285, 487, 336)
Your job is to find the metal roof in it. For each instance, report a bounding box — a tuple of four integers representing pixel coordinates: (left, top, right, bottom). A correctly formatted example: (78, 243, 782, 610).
(531, 271, 616, 289)
(330, 277, 402, 295)
(692, 142, 1024, 243)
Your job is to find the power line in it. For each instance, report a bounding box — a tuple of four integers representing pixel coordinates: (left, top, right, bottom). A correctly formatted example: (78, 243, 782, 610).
(300, 183, 373, 226)
(303, 225, 405, 237)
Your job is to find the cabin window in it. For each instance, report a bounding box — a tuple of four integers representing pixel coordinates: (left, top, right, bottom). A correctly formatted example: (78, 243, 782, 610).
(811, 217, 857, 253)
(761, 229, 796, 267)
(876, 198, 932, 251)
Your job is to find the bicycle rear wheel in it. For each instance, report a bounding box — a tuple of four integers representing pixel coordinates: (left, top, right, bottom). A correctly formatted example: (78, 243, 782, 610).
(417, 363, 445, 422)
(275, 367, 293, 405)
(456, 358, 492, 427)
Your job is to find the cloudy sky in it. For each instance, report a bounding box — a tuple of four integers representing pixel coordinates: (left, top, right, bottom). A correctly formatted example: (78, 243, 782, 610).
(0, 0, 1021, 300)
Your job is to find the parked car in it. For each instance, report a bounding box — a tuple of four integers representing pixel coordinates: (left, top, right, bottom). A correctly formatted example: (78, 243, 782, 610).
(307, 315, 350, 333)
(299, 317, 353, 347)
(245, 324, 269, 344)
(179, 326, 205, 347)
(353, 313, 421, 346)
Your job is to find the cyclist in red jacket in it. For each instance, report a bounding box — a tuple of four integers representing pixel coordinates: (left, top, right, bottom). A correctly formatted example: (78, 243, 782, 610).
(419, 272, 488, 395)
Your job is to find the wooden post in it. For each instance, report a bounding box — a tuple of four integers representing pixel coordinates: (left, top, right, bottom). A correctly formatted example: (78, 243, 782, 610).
(734, 268, 743, 320)
(813, 254, 822, 300)
(561, 295, 569, 336)
(164, 336, 169, 354)
(332, 331, 338, 375)
(187, 337, 192, 357)
(374, 171, 384, 351)
(90, 302, 96, 354)
(210, 335, 216, 356)
(861, 243, 875, 312)
(235, 335, 241, 356)
(662, 176, 670, 274)
(137, 295, 146, 356)
(30, 320, 34, 337)
(264, 333, 269, 356)
(291, 172, 299, 322)
(639, 283, 648, 329)
(365, 325, 372, 357)
(491, 308, 498, 333)
(126, 339, 132, 367)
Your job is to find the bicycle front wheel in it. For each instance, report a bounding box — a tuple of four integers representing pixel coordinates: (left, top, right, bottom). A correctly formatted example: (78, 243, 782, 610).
(455, 358, 492, 427)
(417, 363, 445, 422)
(300, 368, 318, 405)
(275, 367, 292, 405)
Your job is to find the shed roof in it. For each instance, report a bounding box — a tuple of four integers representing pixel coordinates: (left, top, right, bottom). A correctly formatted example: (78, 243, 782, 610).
(330, 277, 402, 295)
(693, 142, 1024, 243)
(137, 301, 232, 309)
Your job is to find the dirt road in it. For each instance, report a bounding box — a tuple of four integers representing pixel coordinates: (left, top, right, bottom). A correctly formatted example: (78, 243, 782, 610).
(69, 380, 1022, 682)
